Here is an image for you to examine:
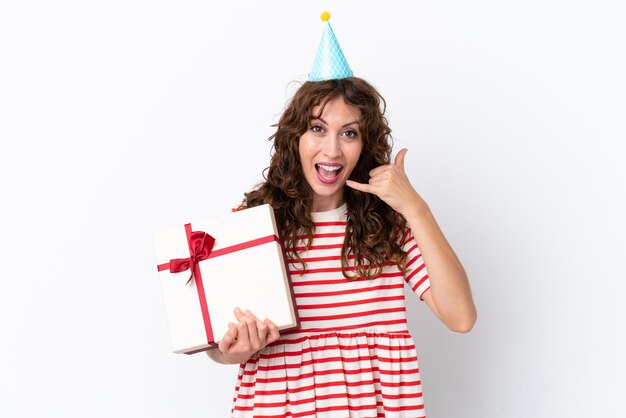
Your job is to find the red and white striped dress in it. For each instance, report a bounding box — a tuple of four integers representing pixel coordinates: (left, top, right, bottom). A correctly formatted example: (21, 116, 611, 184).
(231, 204, 431, 417)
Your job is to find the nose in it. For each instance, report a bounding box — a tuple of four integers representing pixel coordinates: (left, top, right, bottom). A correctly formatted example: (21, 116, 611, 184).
(322, 135, 342, 159)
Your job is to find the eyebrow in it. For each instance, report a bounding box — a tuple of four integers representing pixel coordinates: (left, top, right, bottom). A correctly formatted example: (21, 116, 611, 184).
(313, 117, 360, 129)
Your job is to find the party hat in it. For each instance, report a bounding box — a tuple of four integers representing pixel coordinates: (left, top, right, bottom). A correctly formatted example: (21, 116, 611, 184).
(308, 12, 353, 81)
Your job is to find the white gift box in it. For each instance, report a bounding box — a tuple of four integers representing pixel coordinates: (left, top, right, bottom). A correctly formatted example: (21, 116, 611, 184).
(153, 204, 299, 354)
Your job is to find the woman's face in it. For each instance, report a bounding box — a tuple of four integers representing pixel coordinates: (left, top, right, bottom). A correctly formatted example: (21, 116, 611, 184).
(299, 96, 363, 212)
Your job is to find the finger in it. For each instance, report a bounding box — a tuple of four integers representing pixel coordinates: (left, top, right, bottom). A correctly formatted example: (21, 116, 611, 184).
(346, 179, 376, 194)
(264, 318, 280, 344)
(369, 164, 392, 177)
(241, 309, 265, 328)
(236, 317, 249, 346)
(244, 310, 268, 345)
(218, 322, 238, 353)
(367, 173, 387, 184)
(394, 148, 408, 169)
(256, 319, 269, 346)
(233, 307, 247, 324)
(244, 311, 261, 350)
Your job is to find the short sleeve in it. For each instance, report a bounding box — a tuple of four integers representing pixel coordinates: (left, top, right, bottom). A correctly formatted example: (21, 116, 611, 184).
(400, 228, 431, 300)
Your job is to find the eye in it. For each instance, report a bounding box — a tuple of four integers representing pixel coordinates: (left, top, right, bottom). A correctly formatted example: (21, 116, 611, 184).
(310, 125, 324, 133)
(343, 130, 359, 139)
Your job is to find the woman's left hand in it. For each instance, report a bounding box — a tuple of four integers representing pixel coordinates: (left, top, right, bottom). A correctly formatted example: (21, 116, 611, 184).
(346, 148, 424, 216)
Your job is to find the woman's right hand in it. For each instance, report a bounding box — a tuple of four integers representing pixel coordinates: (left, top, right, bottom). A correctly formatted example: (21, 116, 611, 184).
(217, 307, 280, 364)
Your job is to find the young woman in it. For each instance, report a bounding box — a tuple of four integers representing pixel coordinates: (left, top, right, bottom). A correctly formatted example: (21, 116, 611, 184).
(208, 77, 477, 417)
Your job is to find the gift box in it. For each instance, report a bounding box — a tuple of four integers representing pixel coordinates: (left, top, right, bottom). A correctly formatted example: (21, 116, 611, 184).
(153, 204, 299, 354)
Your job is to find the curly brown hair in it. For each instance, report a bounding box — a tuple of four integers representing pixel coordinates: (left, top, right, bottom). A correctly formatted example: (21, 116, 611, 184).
(243, 77, 409, 279)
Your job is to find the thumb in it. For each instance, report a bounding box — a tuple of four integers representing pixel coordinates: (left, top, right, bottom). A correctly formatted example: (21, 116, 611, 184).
(394, 148, 408, 169)
(218, 322, 238, 353)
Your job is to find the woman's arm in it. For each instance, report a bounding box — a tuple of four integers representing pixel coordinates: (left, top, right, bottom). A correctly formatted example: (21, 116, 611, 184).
(402, 200, 476, 332)
(346, 148, 477, 332)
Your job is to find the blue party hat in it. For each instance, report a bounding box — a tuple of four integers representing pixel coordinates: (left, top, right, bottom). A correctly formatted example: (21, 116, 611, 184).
(308, 12, 353, 81)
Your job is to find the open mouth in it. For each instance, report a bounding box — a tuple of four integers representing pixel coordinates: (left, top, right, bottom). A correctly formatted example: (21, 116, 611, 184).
(315, 163, 343, 184)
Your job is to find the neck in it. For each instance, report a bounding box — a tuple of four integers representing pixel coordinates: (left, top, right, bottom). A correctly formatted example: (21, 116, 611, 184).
(311, 196, 344, 212)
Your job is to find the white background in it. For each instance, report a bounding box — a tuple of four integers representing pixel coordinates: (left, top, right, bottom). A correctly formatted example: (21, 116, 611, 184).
(1, 1, 625, 417)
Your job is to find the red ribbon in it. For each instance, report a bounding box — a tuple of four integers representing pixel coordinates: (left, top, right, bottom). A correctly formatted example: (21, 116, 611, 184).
(168, 231, 215, 285)
(157, 224, 279, 347)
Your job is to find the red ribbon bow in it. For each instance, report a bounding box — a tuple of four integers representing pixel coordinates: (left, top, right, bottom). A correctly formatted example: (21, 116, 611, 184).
(168, 231, 215, 285)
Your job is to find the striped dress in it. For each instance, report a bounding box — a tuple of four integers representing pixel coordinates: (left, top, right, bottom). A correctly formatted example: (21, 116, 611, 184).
(231, 203, 431, 417)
